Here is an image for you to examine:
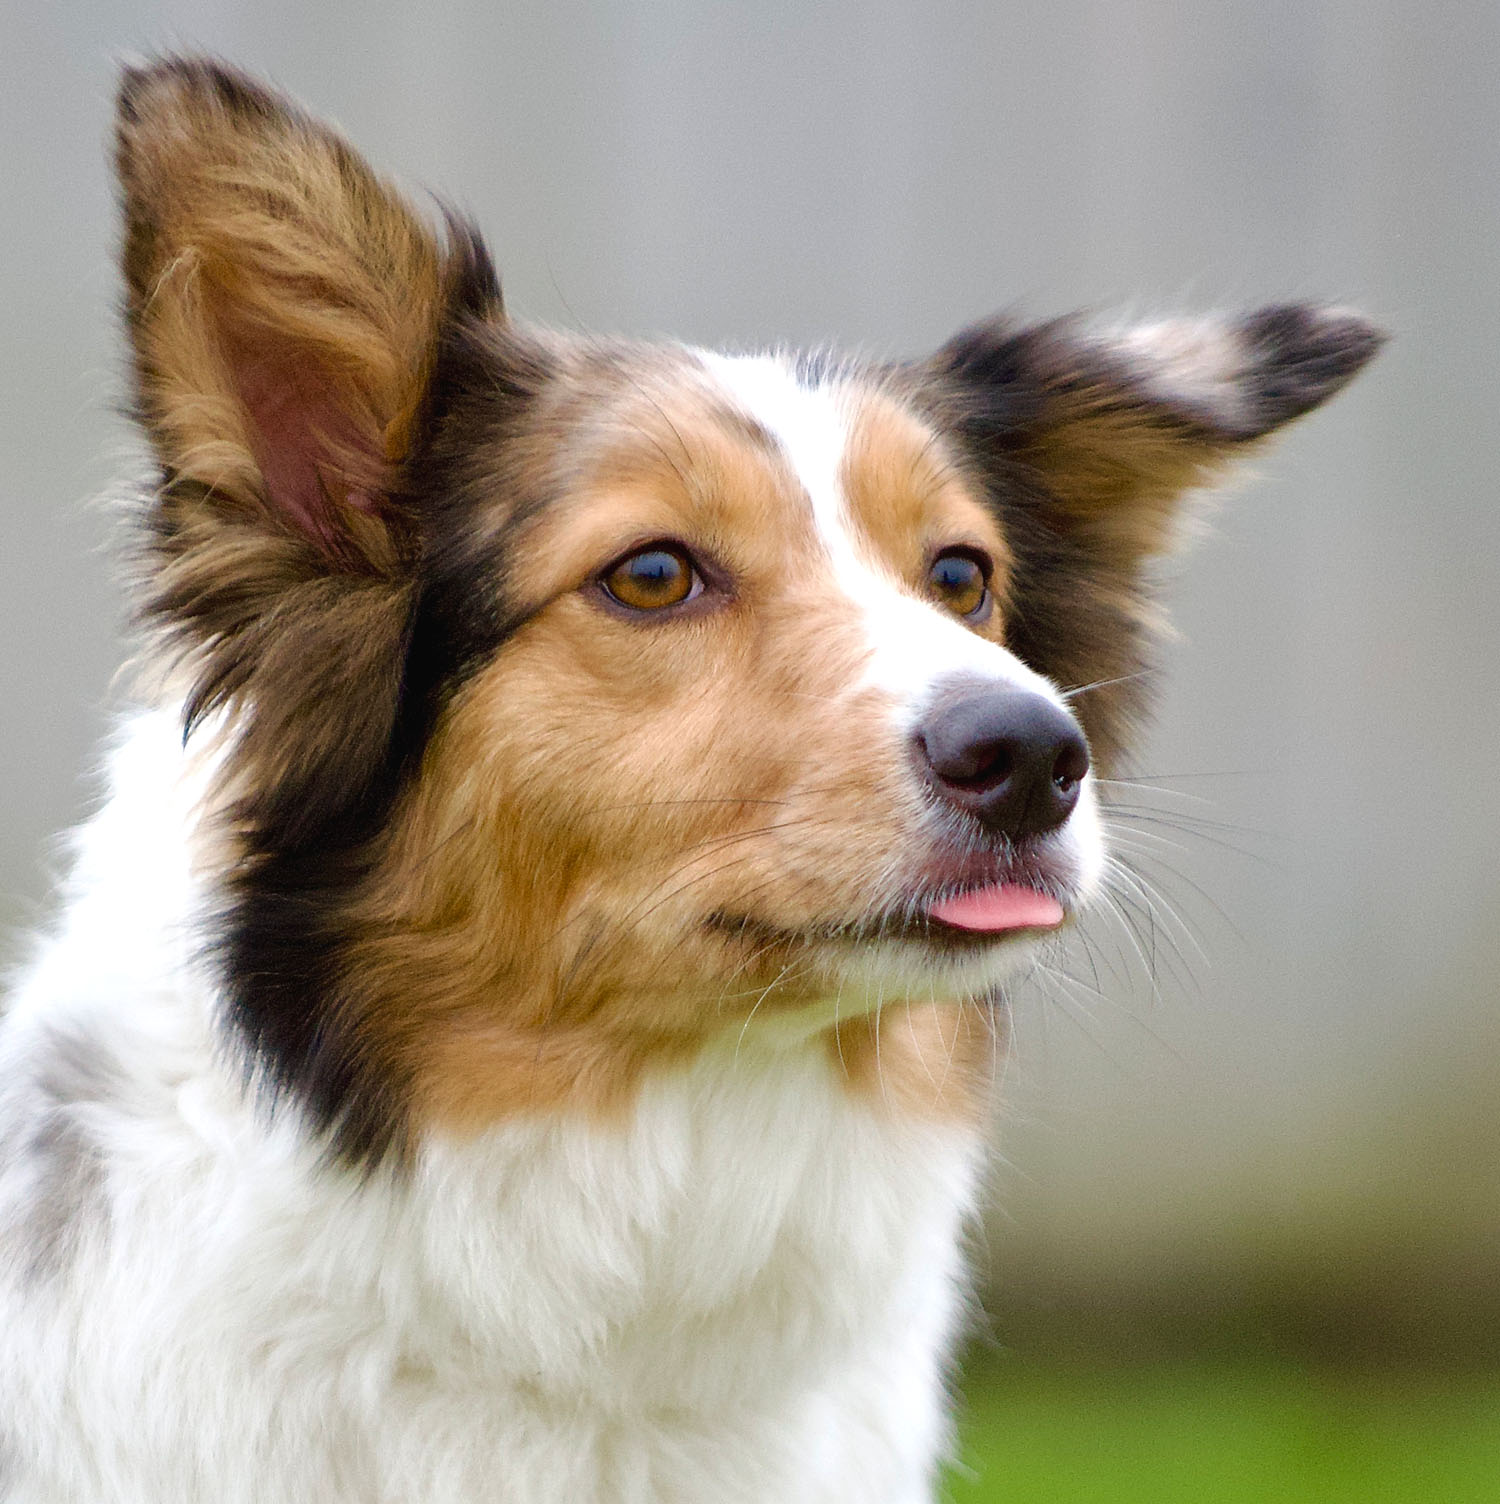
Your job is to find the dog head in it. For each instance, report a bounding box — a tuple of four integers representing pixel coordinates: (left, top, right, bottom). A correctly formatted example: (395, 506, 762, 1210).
(115, 58, 1380, 1160)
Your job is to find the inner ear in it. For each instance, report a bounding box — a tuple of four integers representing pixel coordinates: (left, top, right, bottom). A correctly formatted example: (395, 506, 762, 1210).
(221, 317, 389, 555)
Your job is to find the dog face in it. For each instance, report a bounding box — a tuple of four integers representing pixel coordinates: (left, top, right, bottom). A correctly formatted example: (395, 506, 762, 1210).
(115, 59, 1380, 1161)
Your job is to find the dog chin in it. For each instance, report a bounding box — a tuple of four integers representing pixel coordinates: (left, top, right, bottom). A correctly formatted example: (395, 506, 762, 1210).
(847, 915, 1070, 996)
(722, 904, 1076, 1048)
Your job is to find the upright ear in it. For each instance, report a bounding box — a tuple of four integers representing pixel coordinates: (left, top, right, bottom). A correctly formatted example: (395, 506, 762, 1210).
(119, 57, 500, 566)
(927, 304, 1384, 561)
(923, 305, 1382, 768)
(115, 57, 501, 839)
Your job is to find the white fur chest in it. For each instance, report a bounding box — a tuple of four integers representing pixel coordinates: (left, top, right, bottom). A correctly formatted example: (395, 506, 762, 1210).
(414, 1044, 985, 1410)
(2, 1026, 983, 1504)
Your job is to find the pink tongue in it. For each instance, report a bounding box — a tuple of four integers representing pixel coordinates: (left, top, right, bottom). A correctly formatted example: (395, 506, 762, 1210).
(926, 883, 1064, 933)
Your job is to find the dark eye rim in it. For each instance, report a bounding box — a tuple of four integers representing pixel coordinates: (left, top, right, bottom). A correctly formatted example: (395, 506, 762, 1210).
(927, 545, 995, 622)
(591, 539, 725, 620)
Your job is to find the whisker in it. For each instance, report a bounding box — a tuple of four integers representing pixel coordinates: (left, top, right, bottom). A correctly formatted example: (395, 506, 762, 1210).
(905, 998, 937, 1093)
(1060, 670, 1153, 701)
(872, 979, 890, 1109)
(1099, 801, 1273, 844)
(1022, 962, 1127, 1065)
(831, 976, 849, 1078)
(1105, 854, 1208, 973)
(1105, 812, 1273, 867)
(1102, 867, 1197, 1000)
(1095, 768, 1267, 783)
(1091, 881, 1174, 1007)
(734, 963, 797, 1059)
(1031, 958, 1188, 1067)
(556, 814, 833, 947)
(1092, 778, 1218, 806)
(571, 795, 795, 815)
(1101, 830, 1250, 945)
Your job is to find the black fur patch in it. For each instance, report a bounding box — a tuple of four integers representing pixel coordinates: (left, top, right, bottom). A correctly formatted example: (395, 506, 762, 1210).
(931, 305, 1384, 451)
(1232, 305, 1386, 439)
(902, 326, 1161, 766)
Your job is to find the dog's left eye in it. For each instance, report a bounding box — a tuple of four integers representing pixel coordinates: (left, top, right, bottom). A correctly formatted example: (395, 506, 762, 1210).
(601, 544, 702, 612)
(927, 548, 992, 620)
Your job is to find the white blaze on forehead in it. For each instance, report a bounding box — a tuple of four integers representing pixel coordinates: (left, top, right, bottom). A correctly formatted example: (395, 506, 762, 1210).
(697, 350, 1064, 721)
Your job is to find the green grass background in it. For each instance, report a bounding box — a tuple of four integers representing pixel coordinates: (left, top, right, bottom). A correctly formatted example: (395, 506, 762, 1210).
(944, 1357, 1500, 1503)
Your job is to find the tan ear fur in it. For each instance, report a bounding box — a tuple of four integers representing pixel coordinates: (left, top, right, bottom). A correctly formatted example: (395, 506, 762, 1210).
(1018, 391, 1234, 560)
(117, 57, 458, 566)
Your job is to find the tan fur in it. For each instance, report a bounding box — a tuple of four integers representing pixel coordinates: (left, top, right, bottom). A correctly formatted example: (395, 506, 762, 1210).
(1022, 402, 1233, 560)
(115, 62, 501, 940)
(832, 1002, 997, 1122)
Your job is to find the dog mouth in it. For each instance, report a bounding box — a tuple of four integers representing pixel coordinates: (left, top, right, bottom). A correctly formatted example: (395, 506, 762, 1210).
(707, 853, 1075, 956)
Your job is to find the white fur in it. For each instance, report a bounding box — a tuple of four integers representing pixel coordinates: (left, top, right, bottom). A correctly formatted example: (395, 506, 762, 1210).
(0, 710, 984, 1503)
(1110, 316, 1254, 428)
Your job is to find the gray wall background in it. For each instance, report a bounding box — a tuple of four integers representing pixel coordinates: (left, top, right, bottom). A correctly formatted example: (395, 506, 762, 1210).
(4, 1, 1496, 1352)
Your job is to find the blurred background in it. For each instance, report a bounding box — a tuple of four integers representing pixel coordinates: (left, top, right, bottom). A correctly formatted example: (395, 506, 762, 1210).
(4, 2, 1497, 1495)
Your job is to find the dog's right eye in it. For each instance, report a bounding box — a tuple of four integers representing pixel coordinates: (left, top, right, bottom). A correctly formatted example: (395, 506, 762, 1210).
(927, 547, 992, 621)
(600, 544, 702, 612)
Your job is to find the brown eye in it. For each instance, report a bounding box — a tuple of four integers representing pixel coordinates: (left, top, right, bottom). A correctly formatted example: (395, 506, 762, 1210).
(601, 544, 700, 611)
(928, 548, 991, 619)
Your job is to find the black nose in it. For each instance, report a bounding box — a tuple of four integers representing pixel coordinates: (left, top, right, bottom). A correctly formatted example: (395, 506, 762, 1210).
(915, 687, 1090, 839)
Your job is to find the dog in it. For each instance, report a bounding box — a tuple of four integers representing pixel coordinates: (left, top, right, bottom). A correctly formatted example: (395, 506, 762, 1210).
(0, 56, 1379, 1504)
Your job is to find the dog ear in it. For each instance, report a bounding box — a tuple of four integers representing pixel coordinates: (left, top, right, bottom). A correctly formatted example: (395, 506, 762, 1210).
(927, 304, 1384, 561)
(117, 56, 500, 568)
(115, 57, 503, 840)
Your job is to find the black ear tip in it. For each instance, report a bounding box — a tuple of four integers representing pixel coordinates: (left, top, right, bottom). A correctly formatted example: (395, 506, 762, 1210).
(435, 207, 505, 321)
(116, 54, 285, 134)
(1243, 302, 1386, 359)
(117, 55, 206, 122)
(1263, 303, 1385, 358)
(115, 61, 153, 125)
(1236, 303, 1386, 432)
